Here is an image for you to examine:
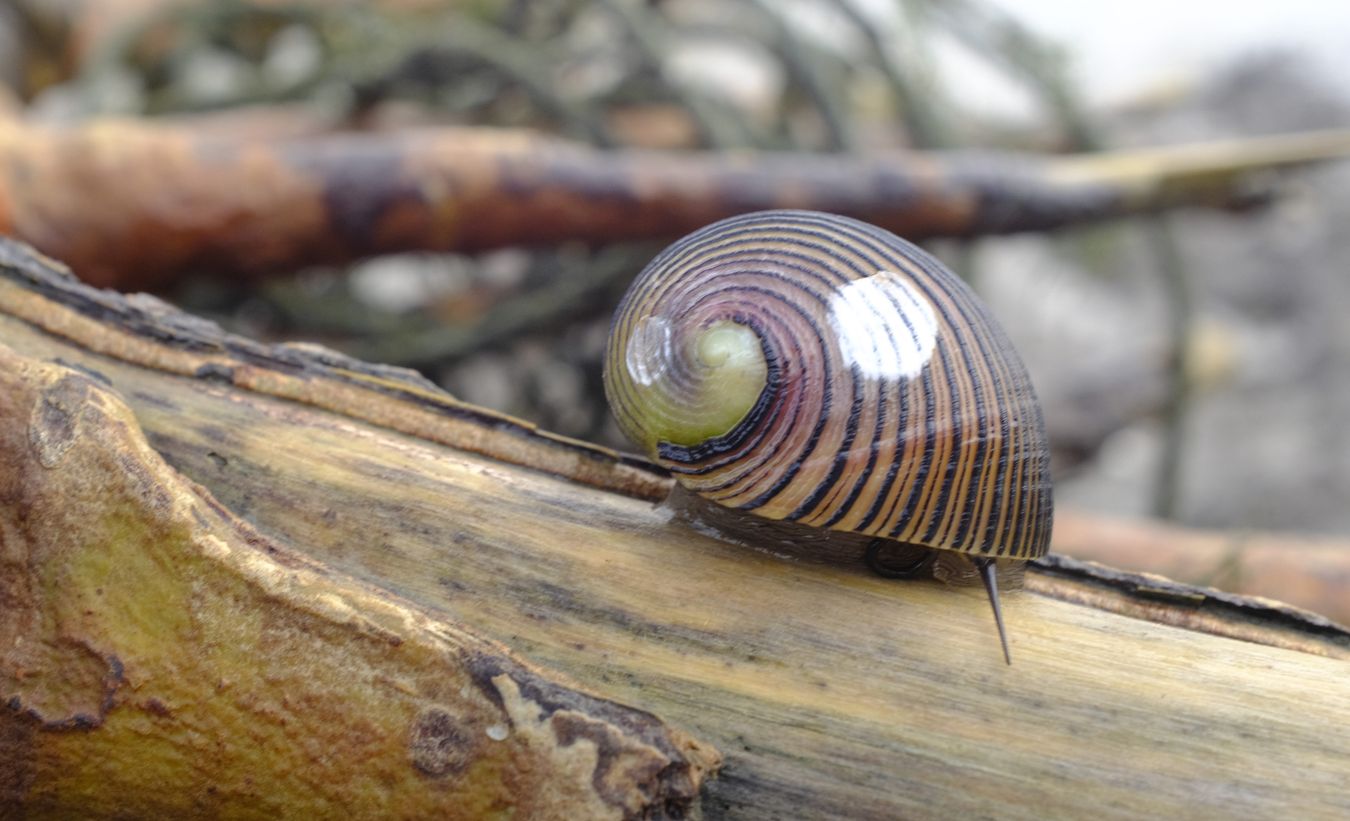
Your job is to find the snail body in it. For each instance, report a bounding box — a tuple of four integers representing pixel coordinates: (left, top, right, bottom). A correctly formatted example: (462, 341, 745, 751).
(603, 210, 1053, 661)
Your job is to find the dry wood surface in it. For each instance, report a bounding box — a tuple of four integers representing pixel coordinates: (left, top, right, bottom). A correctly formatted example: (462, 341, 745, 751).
(2, 238, 1348, 819)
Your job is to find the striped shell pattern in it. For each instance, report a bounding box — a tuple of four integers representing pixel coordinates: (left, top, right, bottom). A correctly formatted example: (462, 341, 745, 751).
(604, 210, 1052, 560)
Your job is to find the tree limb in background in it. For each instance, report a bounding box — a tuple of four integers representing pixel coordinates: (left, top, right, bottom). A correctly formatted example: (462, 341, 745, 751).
(2, 119, 1349, 289)
(2, 237, 1348, 818)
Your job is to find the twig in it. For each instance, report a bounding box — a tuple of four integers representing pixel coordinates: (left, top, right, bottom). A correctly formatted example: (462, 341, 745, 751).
(922, 0, 1100, 149)
(828, 0, 951, 148)
(1144, 215, 1196, 520)
(741, 0, 857, 152)
(420, 14, 616, 147)
(347, 243, 656, 366)
(595, 0, 748, 149)
(4, 120, 1347, 288)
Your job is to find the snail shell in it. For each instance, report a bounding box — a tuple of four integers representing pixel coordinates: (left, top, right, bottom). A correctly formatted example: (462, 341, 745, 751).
(604, 210, 1053, 562)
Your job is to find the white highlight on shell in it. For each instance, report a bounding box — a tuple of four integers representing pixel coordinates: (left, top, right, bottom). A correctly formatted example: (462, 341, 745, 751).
(625, 315, 675, 386)
(485, 724, 509, 741)
(829, 270, 938, 379)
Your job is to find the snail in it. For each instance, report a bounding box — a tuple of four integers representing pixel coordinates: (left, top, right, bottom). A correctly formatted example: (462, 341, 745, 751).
(603, 210, 1053, 663)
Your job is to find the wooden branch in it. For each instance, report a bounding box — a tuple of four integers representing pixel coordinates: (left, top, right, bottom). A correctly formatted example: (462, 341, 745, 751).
(0, 343, 715, 819)
(1053, 510, 1350, 627)
(2, 238, 1349, 818)
(4, 119, 1350, 289)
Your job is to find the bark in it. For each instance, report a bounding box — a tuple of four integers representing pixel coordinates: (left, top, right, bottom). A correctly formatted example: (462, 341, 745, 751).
(4, 119, 1350, 289)
(1, 238, 1348, 819)
(1052, 510, 1350, 626)
(0, 243, 715, 818)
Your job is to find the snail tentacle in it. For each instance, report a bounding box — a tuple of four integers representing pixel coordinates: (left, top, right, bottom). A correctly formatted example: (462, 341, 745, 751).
(973, 557, 1012, 666)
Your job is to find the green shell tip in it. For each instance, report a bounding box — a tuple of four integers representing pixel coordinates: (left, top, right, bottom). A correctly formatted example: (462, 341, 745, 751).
(670, 320, 765, 444)
(626, 320, 767, 451)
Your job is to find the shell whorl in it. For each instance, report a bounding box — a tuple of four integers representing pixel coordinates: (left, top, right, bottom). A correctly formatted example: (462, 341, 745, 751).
(604, 210, 1052, 560)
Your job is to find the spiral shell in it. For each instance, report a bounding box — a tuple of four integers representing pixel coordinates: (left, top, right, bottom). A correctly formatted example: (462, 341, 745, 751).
(604, 210, 1052, 560)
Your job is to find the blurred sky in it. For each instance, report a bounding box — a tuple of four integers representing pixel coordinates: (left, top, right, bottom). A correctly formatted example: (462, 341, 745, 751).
(987, 0, 1350, 104)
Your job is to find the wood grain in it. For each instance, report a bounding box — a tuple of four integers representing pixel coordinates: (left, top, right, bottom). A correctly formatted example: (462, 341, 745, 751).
(2, 239, 1348, 819)
(0, 343, 717, 819)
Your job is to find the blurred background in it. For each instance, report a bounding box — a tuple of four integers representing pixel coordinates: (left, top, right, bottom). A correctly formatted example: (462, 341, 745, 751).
(2, 0, 1348, 617)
